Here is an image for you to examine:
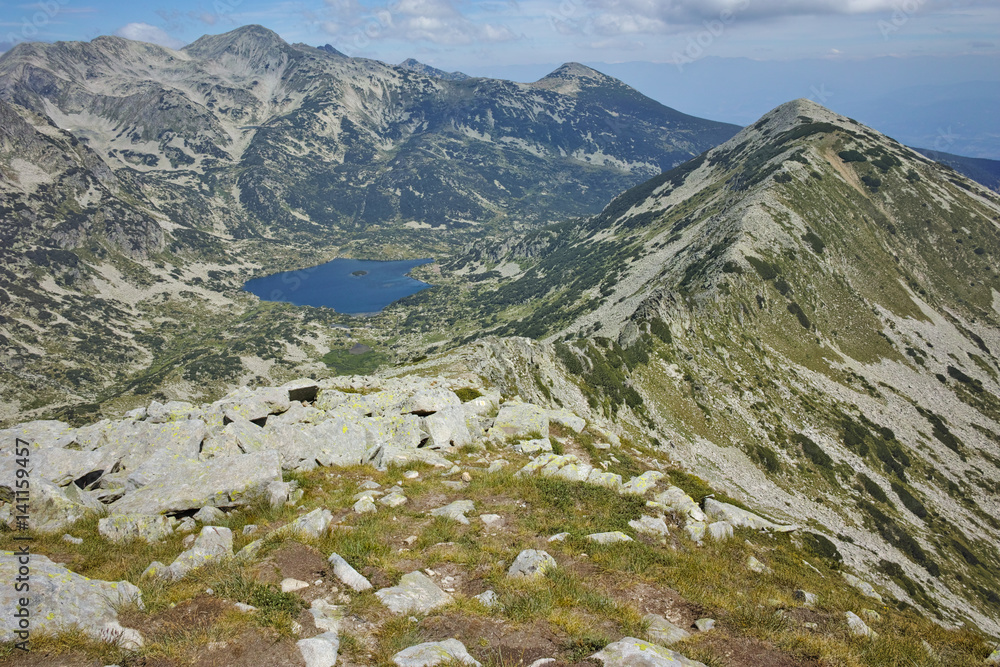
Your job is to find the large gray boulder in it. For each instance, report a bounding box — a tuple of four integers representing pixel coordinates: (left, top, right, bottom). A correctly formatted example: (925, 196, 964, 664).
(0, 420, 75, 450)
(393, 639, 482, 667)
(298, 632, 340, 667)
(367, 444, 451, 471)
(507, 549, 557, 578)
(404, 387, 461, 415)
(109, 450, 281, 516)
(376, 571, 453, 615)
(651, 487, 706, 522)
(702, 498, 796, 532)
(363, 413, 424, 450)
(591, 638, 707, 667)
(274, 508, 334, 540)
(309, 416, 370, 467)
(146, 400, 199, 423)
(33, 447, 119, 488)
(98, 514, 174, 543)
(2, 478, 93, 533)
(0, 553, 143, 648)
(490, 403, 549, 440)
(423, 406, 473, 449)
(76, 419, 207, 471)
(328, 553, 372, 591)
(148, 526, 233, 581)
(429, 500, 475, 524)
(644, 614, 691, 645)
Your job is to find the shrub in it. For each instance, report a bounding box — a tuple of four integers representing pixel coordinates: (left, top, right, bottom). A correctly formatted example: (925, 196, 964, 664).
(838, 149, 867, 163)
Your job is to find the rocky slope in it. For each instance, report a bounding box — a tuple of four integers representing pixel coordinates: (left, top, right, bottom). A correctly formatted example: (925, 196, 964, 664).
(3, 375, 997, 665)
(402, 99, 1000, 635)
(0, 25, 738, 424)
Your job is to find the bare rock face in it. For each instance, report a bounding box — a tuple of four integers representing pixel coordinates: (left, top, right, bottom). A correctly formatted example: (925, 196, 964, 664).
(0, 553, 143, 648)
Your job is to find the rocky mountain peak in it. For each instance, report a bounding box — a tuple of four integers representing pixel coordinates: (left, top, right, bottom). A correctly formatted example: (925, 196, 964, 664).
(398, 57, 470, 81)
(182, 24, 291, 63)
(531, 61, 618, 94)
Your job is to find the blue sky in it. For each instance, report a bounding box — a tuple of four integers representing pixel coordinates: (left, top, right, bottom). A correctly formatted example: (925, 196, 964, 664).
(2, 0, 999, 156)
(2, 0, 998, 66)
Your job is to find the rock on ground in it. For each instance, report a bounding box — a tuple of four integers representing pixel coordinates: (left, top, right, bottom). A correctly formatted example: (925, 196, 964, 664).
(393, 639, 482, 667)
(376, 571, 453, 615)
(591, 638, 707, 667)
(328, 553, 373, 591)
(644, 614, 691, 645)
(0, 553, 143, 648)
(702, 498, 796, 532)
(429, 500, 475, 524)
(98, 514, 174, 543)
(297, 631, 340, 667)
(507, 549, 557, 578)
(148, 526, 232, 581)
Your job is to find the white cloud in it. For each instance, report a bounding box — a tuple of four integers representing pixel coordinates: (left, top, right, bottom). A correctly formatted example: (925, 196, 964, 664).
(321, 0, 517, 46)
(113, 22, 184, 48)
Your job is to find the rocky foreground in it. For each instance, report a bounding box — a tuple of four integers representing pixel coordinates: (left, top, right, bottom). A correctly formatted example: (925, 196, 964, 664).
(1, 376, 998, 665)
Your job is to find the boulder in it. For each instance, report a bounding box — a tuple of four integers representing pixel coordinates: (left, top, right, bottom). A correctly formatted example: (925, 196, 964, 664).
(0, 553, 143, 648)
(507, 549, 557, 578)
(423, 406, 473, 449)
(429, 500, 475, 524)
(845, 611, 876, 637)
(109, 450, 281, 516)
(793, 589, 818, 606)
(376, 571, 453, 615)
(151, 526, 233, 581)
(491, 403, 549, 440)
(308, 416, 370, 467)
(746, 556, 768, 573)
(702, 498, 796, 532)
(590, 638, 707, 667)
(193, 506, 226, 524)
(706, 521, 734, 541)
(77, 419, 207, 471)
(367, 444, 451, 471)
(0, 420, 75, 450)
(98, 514, 174, 543)
(629, 515, 670, 538)
(587, 470, 623, 490)
(651, 487, 706, 522)
(147, 401, 199, 423)
(276, 508, 334, 540)
(328, 553, 373, 591)
(283, 378, 320, 403)
(546, 409, 585, 433)
(404, 387, 461, 415)
(513, 439, 552, 455)
(643, 614, 690, 645)
(621, 471, 664, 495)
(297, 632, 340, 667)
(587, 531, 633, 545)
(33, 447, 119, 488)
(393, 639, 482, 667)
(308, 599, 345, 632)
(363, 414, 424, 450)
(0, 478, 95, 533)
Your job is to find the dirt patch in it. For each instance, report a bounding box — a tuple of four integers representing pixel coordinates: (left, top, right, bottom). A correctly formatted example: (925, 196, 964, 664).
(407, 490, 451, 513)
(421, 615, 568, 666)
(1, 651, 101, 666)
(183, 629, 302, 667)
(120, 595, 231, 638)
(606, 577, 706, 629)
(251, 541, 336, 604)
(690, 632, 820, 667)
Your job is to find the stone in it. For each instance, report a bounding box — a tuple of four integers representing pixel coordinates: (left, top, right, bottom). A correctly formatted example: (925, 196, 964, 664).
(513, 438, 552, 455)
(328, 553, 373, 592)
(424, 406, 473, 449)
(643, 614, 691, 645)
(98, 514, 174, 544)
(81, 419, 207, 472)
(842, 572, 883, 603)
(621, 471, 665, 495)
(194, 506, 226, 524)
(282, 578, 310, 593)
(528, 660, 556, 667)
(380, 491, 409, 508)
(368, 444, 452, 471)
(986, 648, 1000, 664)
(405, 388, 462, 415)
(793, 589, 818, 606)
(685, 521, 707, 542)
(491, 403, 549, 440)
(154, 526, 233, 581)
(547, 532, 569, 542)
(702, 498, 796, 532)
(243, 525, 258, 535)
(266, 481, 292, 508)
(475, 590, 498, 607)
(507, 549, 557, 578)
(376, 571, 453, 615)
(277, 509, 334, 540)
(552, 462, 593, 483)
(480, 514, 502, 526)
(590, 637, 708, 667)
(629, 515, 670, 538)
(33, 447, 119, 488)
(860, 609, 881, 622)
(429, 500, 475, 524)
(486, 460, 508, 473)
(109, 450, 281, 516)
(0, 553, 143, 647)
(234, 602, 257, 613)
(746, 556, 768, 573)
(546, 409, 585, 433)
(283, 378, 320, 403)
(587, 470, 624, 490)
(587, 531, 633, 544)
(707, 521, 734, 541)
(363, 414, 424, 450)
(354, 497, 377, 514)
(11, 478, 93, 533)
(845, 611, 876, 637)
(309, 599, 345, 632)
(178, 516, 196, 532)
(297, 631, 340, 667)
(392, 638, 482, 667)
(694, 618, 716, 632)
(147, 401, 199, 424)
(651, 487, 706, 522)
(62, 534, 83, 545)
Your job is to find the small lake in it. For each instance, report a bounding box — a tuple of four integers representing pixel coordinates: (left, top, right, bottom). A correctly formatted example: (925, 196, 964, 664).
(243, 258, 434, 314)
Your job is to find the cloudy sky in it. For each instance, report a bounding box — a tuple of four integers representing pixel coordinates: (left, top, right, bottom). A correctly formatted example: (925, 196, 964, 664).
(2, 0, 997, 64)
(2, 0, 999, 156)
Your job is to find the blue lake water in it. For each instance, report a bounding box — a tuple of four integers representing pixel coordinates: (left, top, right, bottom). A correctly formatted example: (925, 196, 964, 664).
(243, 258, 433, 314)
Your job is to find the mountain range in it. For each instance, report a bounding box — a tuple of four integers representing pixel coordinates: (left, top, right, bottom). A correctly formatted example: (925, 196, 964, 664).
(2, 25, 1000, 660)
